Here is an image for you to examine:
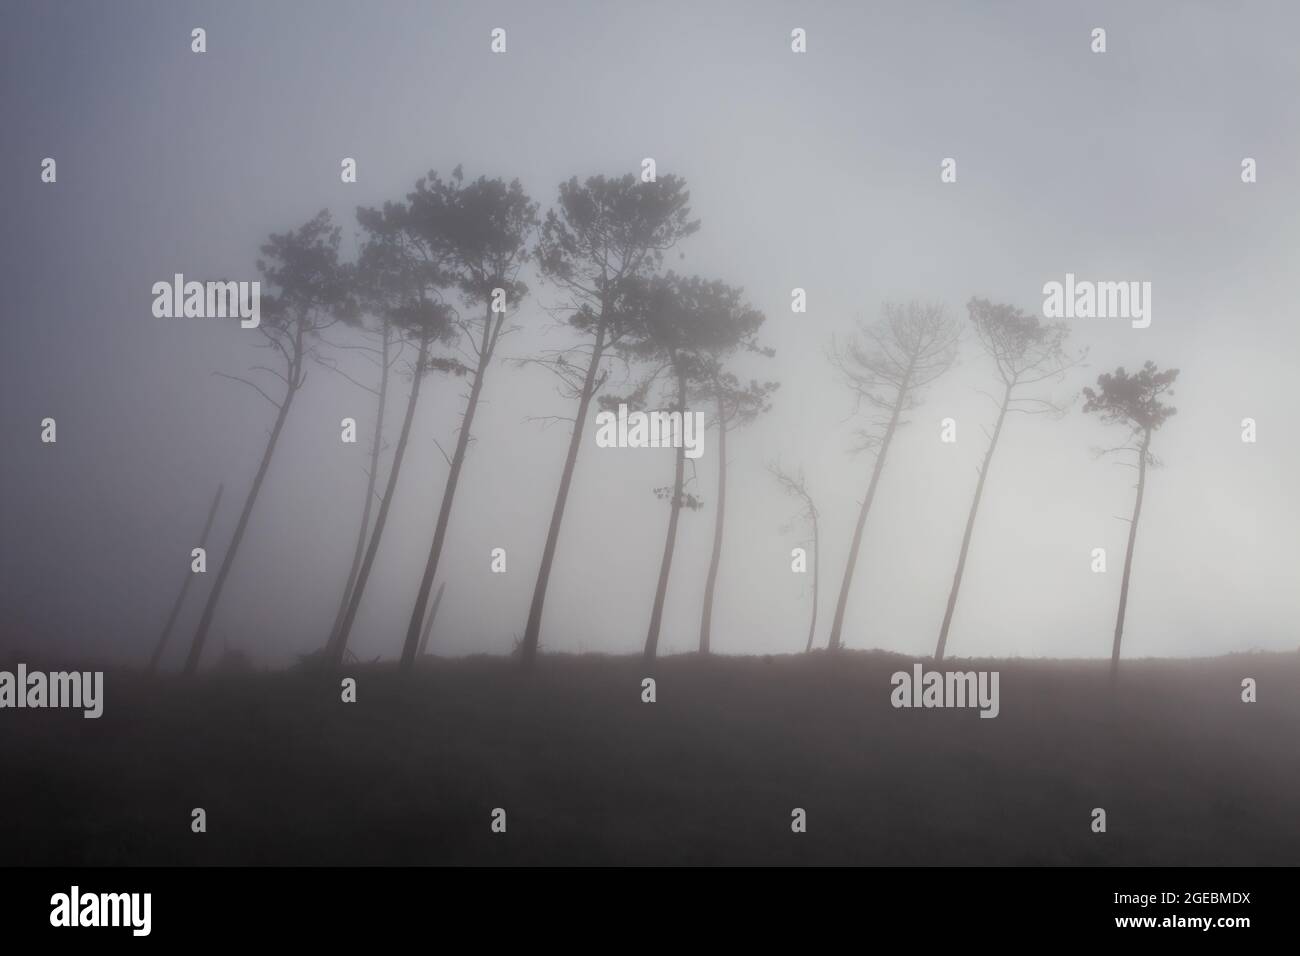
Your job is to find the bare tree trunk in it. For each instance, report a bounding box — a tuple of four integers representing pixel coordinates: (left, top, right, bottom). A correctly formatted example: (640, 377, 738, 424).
(400, 306, 500, 670)
(185, 368, 300, 675)
(329, 334, 430, 667)
(149, 482, 223, 672)
(327, 320, 391, 649)
(804, 507, 820, 653)
(934, 382, 1012, 661)
(1111, 428, 1151, 681)
(644, 368, 687, 662)
(417, 581, 446, 657)
(697, 397, 728, 654)
(519, 315, 609, 668)
(826, 379, 908, 652)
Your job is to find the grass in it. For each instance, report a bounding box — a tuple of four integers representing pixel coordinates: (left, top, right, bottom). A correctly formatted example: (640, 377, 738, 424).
(1, 649, 1297, 865)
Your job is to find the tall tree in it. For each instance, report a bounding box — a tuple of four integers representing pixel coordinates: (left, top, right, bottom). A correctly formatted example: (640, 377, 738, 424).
(825, 301, 960, 653)
(518, 174, 699, 667)
(1081, 361, 1179, 679)
(611, 275, 768, 661)
(768, 464, 820, 652)
(399, 168, 538, 670)
(693, 348, 776, 653)
(328, 201, 458, 667)
(933, 298, 1081, 660)
(319, 287, 403, 655)
(184, 211, 354, 674)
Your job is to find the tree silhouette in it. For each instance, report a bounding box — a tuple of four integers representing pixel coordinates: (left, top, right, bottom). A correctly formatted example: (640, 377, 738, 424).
(933, 298, 1082, 660)
(318, 269, 404, 656)
(518, 174, 699, 667)
(327, 201, 458, 667)
(399, 168, 538, 670)
(604, 275, 769, 660)
(1082, 361, 1179, 679)
(184, 211, 354, 674)
(825, 301, 960, 653)
(768, 464, 821, 652)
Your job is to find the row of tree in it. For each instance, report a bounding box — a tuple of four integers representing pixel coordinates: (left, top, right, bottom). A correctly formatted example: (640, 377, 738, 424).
(154, 167, 1179, 677)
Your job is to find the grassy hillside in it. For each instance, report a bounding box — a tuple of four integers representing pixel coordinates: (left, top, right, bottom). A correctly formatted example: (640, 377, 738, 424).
(1, 650, 1297, 865)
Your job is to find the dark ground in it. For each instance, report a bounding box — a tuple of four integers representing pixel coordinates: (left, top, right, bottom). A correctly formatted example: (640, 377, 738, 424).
(1, 650, 1297, 866)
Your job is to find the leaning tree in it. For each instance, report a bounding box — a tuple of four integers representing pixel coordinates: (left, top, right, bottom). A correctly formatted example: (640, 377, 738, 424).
(518, 174, 699, 667)
(1082, 361, 1179, 679)
(399, 168, 538, 670)
(769, 463, 821, 653)
(825, 301, 960, 653)
(933, 298, 1082, 660)
(327, 200, 459, 668)
(608, 274, 774, 661)
(185, 211, 354, 674)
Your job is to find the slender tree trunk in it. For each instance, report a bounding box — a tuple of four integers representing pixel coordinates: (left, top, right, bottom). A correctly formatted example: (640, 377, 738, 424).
(400, 307, 499, 669)
(1110, 428, 1151, 681)
(826, 378, 909, 652)
(329, 334, 430, 667)
(697, 398, 728, 654)
(804, 507, 820, 652)
(184, 350, 302, 675)
(417, 581, 446, 657)
(519, 314, 609, 668)
(644, 368, 688, 662)
(326, 320, 391, 649)
(149, 482, 223, 672)
(934, 381, 1013, 660)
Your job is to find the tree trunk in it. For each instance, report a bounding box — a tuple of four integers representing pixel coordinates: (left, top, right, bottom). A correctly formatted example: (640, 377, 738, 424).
(804, 506, 820, 653)
(643, 368, 688, 662)
(329, 333, 430, 667)
(934, 382, 1012, 660)
(1111, 428, 1151, 681)
(697, 397, 728, 654)
(184, 368, 300, 675)
(826, 379, 908, 652)
(416, 581, 446, 657)
(400, 306, 499, 669)
(326, 320, 391, 649)
(149, 482, 223, 672)
(519, 314, 609, 668)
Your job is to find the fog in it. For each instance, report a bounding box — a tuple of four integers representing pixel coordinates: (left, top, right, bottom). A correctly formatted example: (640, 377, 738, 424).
(3, 0, 1298, 667)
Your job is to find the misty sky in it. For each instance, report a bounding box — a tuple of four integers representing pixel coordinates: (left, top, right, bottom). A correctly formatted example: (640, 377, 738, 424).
(3, 0, 1299, 666)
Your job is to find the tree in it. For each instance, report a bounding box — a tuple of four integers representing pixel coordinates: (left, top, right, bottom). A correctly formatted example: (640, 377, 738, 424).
(769, 464, 821, 652)
(318, 273, 404, 655)
(399, 168, 538, 670)
(518, 174, 699, 667)
(825, 301, 960, 653)
(1082, 361, 1179, 679)
(692, 332, 776, 655)
(327, 200, 458, 667)
(608, 275, 770, 661)
(184, 211, 354, 674)
(933, 298, 1082, 660)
